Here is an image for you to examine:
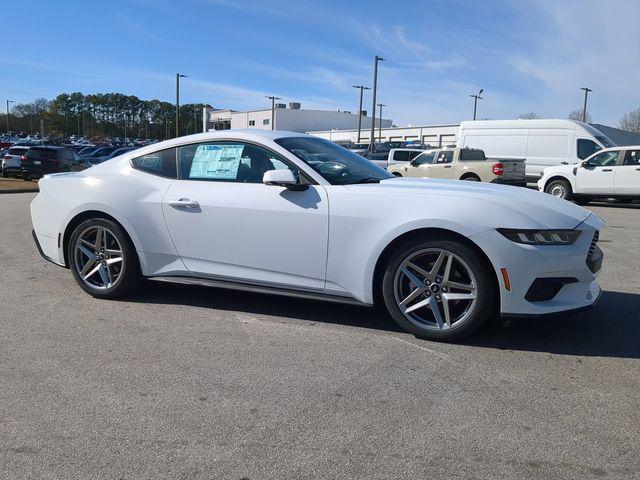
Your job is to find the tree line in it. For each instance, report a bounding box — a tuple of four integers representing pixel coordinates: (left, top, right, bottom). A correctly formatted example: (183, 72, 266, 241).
(3, 92, 212, 140)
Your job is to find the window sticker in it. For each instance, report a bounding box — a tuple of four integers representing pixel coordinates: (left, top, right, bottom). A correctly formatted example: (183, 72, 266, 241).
(189, 144, 244, 179)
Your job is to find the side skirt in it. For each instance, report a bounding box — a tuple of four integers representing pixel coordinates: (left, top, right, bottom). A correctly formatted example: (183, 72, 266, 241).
(149, 275, 372, 307)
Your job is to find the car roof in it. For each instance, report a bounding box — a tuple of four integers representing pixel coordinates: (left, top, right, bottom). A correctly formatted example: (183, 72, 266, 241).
(599, 145, 640, 152)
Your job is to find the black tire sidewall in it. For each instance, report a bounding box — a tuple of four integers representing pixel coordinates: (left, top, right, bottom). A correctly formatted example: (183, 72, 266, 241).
(381, 238, 496, 341)
(68, 218, 140, 299)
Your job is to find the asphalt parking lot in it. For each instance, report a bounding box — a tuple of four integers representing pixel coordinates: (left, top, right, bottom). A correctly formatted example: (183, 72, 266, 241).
(1, 192, 639, 479)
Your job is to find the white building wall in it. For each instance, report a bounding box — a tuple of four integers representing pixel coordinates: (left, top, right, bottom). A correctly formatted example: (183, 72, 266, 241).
(308, 124, 460, 146)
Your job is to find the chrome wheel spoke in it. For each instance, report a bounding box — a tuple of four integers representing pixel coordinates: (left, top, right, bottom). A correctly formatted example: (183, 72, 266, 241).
(106, 256, 122, 266)
(406, 261, 431, 280)
(442, 292, 476, 301)
(83, 263, 101, 281)
(98, 265, 110, 287)
(404, 297, 430, 314)
(430, 251, 447, 277)
(428, 296, 445, 329)
(78, 244, 96, 262)
(401, 267, 426, 289)
(444, 280, 476, 293)
(400, 286, 425, 306)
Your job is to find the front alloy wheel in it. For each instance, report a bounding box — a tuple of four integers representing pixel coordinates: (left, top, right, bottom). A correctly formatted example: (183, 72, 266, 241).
(382, 238, 495, 341)
(68, 218, 140, 298)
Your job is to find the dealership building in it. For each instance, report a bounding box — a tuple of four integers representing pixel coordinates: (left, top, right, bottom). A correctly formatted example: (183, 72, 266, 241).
(308, 124, 461, 146)
(202, 103, 392, 133)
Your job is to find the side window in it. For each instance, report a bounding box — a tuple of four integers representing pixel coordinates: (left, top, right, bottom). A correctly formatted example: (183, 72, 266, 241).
(393, 151, 411, 162)
(623, 150, 640, 166)
(589, 151, 619, 166)
(414, 152, 435, 165)
(177, 142, 296, 184)
(577, 139, 602, 160)
(262, 119, 270, 126)
(249, 120, 255, 126)
(435, 151, 453, 164)
(131, 147, 178, 178)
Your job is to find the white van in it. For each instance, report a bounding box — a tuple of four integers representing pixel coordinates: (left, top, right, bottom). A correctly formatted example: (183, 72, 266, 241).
(457, 119, 617, 183)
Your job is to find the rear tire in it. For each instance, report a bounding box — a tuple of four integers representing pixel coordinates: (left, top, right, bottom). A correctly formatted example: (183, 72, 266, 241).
(68, 218, 141, 299)
(545, 178, 572, 200)
(392, 172, 403, 177)
(381, 237, 496, 341)
(22, 172, 31, 181)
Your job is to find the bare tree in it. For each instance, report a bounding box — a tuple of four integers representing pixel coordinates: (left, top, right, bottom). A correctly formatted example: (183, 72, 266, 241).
(568, 109, 591, 123)
(619, 108, 640, 134)
(519, 112, 541, 119)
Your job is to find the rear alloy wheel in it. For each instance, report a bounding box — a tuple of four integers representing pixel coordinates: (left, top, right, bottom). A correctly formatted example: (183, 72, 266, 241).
(382, 238, 495, 341)
(545, 179, 572, 200)
(68, 218, 140, 299)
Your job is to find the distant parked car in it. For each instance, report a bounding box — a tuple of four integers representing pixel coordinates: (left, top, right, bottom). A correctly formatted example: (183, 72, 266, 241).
(82, 146, 121, 163)
(388, 147, 526, 186)
(91, 146, 138, 164)
(2, 146, 30, 177)
(538, 145, 640, 204)
(21, 146, 87, 180)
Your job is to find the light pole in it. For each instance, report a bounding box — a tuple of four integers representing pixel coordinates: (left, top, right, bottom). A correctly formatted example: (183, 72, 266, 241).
(376, 103, 386, 142)
(176, 73, 187, 138)
(6, 100, 16, 134)
(580, 87, 592, 123)
(265, 96, 281, 130)
(469, 89, 483, 120)
(369, 55, 385, 154)
(352, 85, 370, 143)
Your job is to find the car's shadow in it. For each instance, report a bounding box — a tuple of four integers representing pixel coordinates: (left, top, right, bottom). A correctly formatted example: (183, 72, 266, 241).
(129, 283, 640, 359)
(587, 201, 640, 210)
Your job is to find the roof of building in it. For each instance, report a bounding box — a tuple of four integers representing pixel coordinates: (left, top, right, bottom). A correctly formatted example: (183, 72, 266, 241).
(590, 124, 640, 146)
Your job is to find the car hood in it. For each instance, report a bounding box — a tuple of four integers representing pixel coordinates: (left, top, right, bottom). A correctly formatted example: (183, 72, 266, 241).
(542, 164, 576, 176)
(348, 177, 594, 230)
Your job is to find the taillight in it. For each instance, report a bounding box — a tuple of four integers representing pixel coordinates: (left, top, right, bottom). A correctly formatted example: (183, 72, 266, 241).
(20, 155, 28, 164)
(492, 163, 504, 176)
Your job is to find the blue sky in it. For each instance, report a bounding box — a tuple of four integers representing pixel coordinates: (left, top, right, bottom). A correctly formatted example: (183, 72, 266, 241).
(2, 0, 639, 126)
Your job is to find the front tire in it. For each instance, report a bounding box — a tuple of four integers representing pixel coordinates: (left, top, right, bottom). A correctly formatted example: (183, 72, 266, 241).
(545, 178, 572, 200)
(381, 237, 496, 341)
(68, 218, 140, 299)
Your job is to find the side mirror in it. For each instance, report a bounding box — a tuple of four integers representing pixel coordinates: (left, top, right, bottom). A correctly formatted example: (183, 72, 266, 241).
(263, 169, 307, 191)
(582, 160, 595, 169)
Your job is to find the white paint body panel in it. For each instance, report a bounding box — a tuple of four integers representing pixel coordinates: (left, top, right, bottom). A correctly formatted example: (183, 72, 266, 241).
(31, 130, 604, 316)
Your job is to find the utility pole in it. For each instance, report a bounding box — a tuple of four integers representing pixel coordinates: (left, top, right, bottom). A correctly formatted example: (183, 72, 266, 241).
(265, 96, 281, 130)
(580, 87, 592, 123)
(6, 100, 15, 134)
(377, 103, 386, 142)
(369, 55, 385, 154)
(352, 85, 370, 143)
(176, 73, 187, 138)
(469, 89, 483, 120)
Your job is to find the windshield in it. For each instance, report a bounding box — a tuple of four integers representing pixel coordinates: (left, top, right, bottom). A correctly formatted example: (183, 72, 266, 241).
(275, 137, 393, 185)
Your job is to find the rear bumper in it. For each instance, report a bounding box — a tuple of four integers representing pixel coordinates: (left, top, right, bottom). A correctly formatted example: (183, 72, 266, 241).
(32, 229, 64, 267)
(491, 178, 527, 187)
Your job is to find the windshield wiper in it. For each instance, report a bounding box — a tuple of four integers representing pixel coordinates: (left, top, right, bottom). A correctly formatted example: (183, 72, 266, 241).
(351, 177, 382, 184)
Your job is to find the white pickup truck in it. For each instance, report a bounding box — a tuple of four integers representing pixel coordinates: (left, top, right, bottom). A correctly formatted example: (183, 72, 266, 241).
(387, 147, 526, 186)
(538, 145, 640, 204)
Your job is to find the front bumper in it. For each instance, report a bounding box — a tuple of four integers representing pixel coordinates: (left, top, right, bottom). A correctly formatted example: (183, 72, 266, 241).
(470, 214, 604, 317)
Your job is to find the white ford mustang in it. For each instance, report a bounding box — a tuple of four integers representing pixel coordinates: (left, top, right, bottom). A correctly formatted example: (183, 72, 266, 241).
(30, 130, 604, 341)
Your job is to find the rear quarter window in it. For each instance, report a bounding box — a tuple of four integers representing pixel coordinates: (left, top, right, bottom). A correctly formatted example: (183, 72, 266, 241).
(131, 147, 177, 178)
(459, 149, 486, 161)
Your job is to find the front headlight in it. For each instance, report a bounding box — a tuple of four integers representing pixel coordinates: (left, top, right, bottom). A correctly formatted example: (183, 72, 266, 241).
(497, 228, 581, 245)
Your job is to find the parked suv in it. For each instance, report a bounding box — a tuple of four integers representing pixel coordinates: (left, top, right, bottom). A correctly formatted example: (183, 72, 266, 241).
(21, 146, 86, 180)
(2, 145, 30, 177)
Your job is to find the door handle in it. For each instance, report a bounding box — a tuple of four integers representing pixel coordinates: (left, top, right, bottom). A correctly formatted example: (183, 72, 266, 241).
(444, 165, 452, 168)
(168, 198, 200, 208)
(602, 169, 613, 172)
(636, 168, 640, 171)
